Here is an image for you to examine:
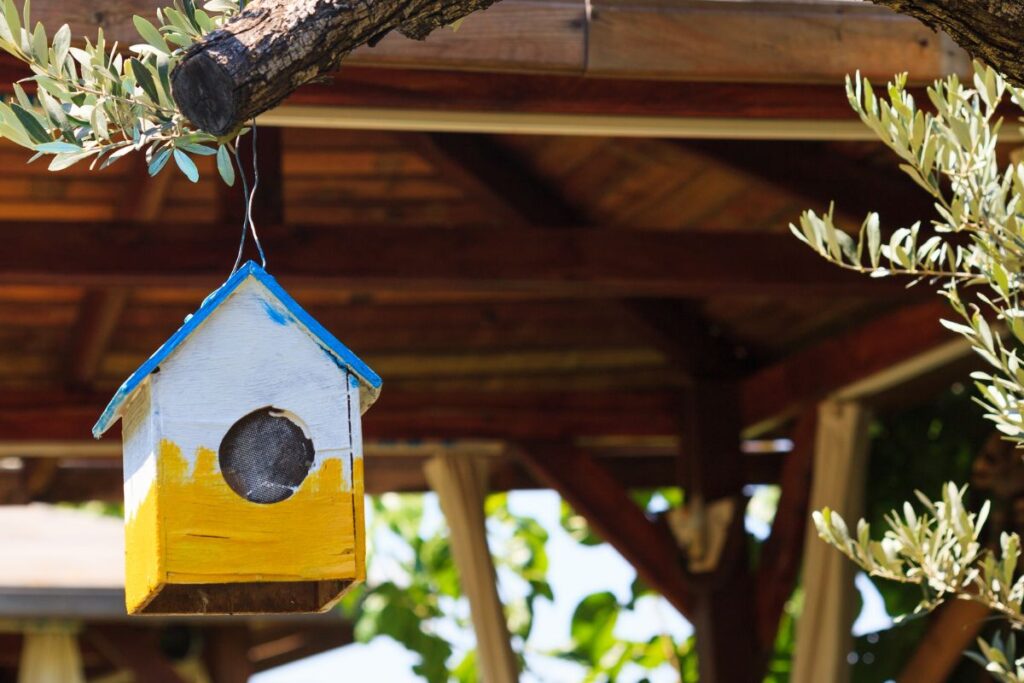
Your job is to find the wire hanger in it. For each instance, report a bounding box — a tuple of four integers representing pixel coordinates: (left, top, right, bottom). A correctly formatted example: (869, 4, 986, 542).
(231, 121, 268, 274)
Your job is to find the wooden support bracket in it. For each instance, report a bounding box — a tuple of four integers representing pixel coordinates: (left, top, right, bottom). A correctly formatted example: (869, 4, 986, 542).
(514, 441, 694, 617)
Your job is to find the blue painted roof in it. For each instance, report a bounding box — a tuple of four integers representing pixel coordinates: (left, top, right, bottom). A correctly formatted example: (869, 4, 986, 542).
(92, 261, 382, 438)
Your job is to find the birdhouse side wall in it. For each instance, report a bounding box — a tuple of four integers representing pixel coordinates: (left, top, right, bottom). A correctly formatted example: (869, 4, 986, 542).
(121, 380, 164, 613)
(137, 279, 363, 589)
(348, 372, 366, 582)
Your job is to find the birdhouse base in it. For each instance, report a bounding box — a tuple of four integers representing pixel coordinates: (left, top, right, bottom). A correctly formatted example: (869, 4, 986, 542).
(131, 579, 354, 616)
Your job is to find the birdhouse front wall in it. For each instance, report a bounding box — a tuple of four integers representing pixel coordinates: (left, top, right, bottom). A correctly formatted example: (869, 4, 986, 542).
(121, 279, 366, 614)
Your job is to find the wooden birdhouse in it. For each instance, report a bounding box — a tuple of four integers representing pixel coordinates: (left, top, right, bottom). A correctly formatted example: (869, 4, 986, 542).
(92, 261, 381, 615)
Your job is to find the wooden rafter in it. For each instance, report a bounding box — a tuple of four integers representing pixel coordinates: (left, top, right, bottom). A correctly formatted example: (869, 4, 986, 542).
(412, 133, 583, 226)
(741, 300, 956, 431)
(85, 625, 187, 683)
(682, 140, 936, 231)
(250, 623, 354, 673)
(896, 599, 990, 683)
(0, 222, 905, 298)
(0, 296, 962, 446)
(624, 299, 751, 379)
(515, 441, 694, 617)
(66, 288, 129, 390)
(118, 155, 175, 222)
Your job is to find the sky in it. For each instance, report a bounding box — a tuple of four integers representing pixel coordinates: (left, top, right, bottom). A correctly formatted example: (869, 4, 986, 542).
(253, 488, 893, 683)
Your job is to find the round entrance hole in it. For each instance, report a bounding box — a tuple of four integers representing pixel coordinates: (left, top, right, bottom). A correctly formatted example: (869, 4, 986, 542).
(218, 407, 315, 504)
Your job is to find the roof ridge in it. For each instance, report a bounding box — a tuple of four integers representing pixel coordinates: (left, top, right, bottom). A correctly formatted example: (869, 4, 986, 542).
(92, 262, 380, 438)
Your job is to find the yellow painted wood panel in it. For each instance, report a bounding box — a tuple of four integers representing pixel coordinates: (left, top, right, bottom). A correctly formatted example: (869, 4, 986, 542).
(124, 474, 164, 613)
(158, 440, 358, 584)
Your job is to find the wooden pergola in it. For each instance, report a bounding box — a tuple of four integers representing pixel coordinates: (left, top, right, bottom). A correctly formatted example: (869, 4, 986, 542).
(0, 1, 988, 681)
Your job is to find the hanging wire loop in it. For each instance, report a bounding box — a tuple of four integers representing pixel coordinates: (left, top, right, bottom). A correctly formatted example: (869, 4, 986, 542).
(230, 120, 268, 274)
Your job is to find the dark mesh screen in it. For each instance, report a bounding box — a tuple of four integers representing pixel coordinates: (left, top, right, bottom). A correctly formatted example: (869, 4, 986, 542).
(219, 407, 315, 504)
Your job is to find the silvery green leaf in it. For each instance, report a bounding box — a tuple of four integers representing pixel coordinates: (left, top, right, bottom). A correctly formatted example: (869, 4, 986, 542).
(35, 140, 79, 153)
(2, 0, 19, 54)
(11, 82, 31, 111)
(193, 9, 214, 33)
(51, 22, 68, 66)
(129, 57, 159, 102)
(216, 145, 235, 185)
(0, 120, 31, 147)
(148, 147, 170, 175)
(47, 148, 95, 170)
(203, 0, 236, 12)
(179, 142, 216, 155)
(91, 107, 108, 140)
(173, 148, 199, 182)
(132, 15, 167, 53)
(10, 103, 49, 143)
(862, 213, 880, 267)
(29, 20, 44, 66)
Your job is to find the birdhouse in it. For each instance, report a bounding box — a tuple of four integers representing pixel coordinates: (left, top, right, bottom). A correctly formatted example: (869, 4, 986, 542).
(92, 261, 381, 616)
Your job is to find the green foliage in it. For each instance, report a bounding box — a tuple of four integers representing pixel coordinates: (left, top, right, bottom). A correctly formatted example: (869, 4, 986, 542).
(343, 491, 700, 682)
(341, 493, 559, 682)
(0, 0, 243, 182)
(792, 62, 1024, 442)
(793, 60, 1024, 679)
(555, 585, 698, 682)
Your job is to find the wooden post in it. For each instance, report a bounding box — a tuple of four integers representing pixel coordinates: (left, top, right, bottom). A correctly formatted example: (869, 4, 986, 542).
(755, 407, 818, 648)
(790, 400, 871, 683)
(424, 454, 518, 683)
(17, 625, 85, 683)
(678, 382, 758, 683)
(203, 626, 254, 683)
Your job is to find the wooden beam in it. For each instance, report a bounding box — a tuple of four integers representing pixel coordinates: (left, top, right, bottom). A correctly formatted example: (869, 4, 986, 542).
(23, 0, 963, 83)
(414, 133, 583, 226)
(0, 59, 866, 122)
(2, 449, 785, 504)
(624, 299, 751, 378)
(741, 300, 955, 431)
(118, 155, 174, 222)
(66, 288, 129, 390)
(0, 459, 57, 504)
(681, 140, 936, 231)
(0, 389, 682, 441)
(585, 0, 966, 83)
(0, 299, 963, 448)
(0, 222, 906, 298)
(516, 441, 693, 616)
(897, 599, 990, 683)
(3, 59, 971, 140)
(754, 407, 817, 654)
(678, 382, 757, 682)
(249, 624, 353, 673)
(85, 625, 187, 683)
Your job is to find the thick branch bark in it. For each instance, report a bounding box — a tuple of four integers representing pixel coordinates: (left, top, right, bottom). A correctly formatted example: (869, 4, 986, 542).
(869, 0, 1024, 83)
(171, 0, 499, 135)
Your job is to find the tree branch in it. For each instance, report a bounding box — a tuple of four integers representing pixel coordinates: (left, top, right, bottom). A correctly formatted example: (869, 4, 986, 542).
(868, 0, 1024, 83)
(170, 0, 500, 136)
